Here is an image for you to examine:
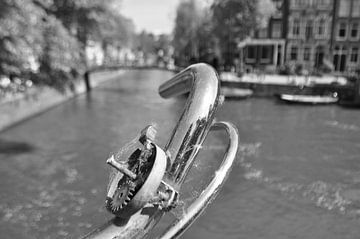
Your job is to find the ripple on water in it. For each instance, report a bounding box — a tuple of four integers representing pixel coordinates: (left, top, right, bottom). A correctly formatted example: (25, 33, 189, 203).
(324, 120, 359, 131)
(238, 142, 262, 157)
(0, 183, 91, 238)
(240, 159, 360, 216)
(302, 181, 351, 213)
(236, 141, 360, 216)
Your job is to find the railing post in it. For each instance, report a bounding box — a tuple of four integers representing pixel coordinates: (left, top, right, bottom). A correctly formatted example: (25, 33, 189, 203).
(84, 71, 91, 92)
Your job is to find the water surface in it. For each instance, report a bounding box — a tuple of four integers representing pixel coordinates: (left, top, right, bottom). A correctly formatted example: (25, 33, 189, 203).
(0, 70, 359, 239)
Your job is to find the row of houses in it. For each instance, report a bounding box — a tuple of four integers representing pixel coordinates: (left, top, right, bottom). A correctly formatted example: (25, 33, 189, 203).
(239, 0, 360, 75)
(85, 41, 175, 69)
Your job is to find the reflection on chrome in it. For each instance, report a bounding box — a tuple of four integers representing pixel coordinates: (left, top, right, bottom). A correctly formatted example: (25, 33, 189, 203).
(82, 63, 239, 239)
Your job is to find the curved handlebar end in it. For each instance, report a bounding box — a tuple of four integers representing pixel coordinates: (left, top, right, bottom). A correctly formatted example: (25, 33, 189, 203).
(159, 63, 221, 186)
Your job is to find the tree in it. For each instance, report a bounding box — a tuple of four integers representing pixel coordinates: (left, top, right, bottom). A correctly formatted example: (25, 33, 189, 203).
(211, 0, 257, 67)
(99, 11, 135, 64)
(196, 9, 219, 64)
(135, 31, 156, 54)
(42, 0, 115, 66)
(0, 0, 134, 91)
(173, 0, 203, 66)
(36, 15, 82, 91)
(257, 0, 277, 28)
(155, 34, 172, 55)
(0, 0, 44, 78)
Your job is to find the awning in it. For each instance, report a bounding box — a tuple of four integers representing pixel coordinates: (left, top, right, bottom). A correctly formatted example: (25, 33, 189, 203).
(238, 38, 285, 48)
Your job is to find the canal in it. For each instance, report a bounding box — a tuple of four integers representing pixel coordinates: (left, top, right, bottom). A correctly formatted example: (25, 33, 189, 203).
(0, 69, 360, 238)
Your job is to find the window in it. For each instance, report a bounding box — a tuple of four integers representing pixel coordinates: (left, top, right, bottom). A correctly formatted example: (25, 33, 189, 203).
(352, 0, 360, 17)
(350, 23, 359, 39)
(272, 22, 282, 38)
(351, 47, 359, 63)
(258, 28, 267, 38)
(292, 19, 300, 36)
(319, 0, 329, 7)
(290, 46, 298, 60)
(333, 45, 348, 72)
(293, 0, 303, 7)
(338, 22, 347, 38)
(339, 0, 351, 17)
(304, 47, 310, 60)
(318, 19, 326, 36)
(306, 20, 313, 39)
(247, 46, 256, 61)
(315, 46, 325, 68)
(261, 46, 271, 62)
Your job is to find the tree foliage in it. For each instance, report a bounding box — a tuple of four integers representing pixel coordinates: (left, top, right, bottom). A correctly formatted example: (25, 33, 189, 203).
(36, 15, 82, 91)
(172, 0, 274, 68)
(196, 10, 219, 64)
(155, 34, 172, 56)
(0, 0, 44, 77)
(211, 0, 257, 66)
(135, 31, 156, 54)
(100, 11, 135, 49)
(0, 0, 135, 91)
(172, 0, 203, 66)
(257, 0, 277, 28)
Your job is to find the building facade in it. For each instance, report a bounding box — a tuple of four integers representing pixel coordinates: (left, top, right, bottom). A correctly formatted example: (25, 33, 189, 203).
(237, 0, 360, 75)
(237, 0, 286, 72)
(284, 0, 334, 71)
(331, 0, 360, 73)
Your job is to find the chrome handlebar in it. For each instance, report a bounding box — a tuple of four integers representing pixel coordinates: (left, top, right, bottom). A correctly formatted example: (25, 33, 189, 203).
(82, 63, 238, 239)
(159, 121, 238, 239)
(159, 63, 222, 187)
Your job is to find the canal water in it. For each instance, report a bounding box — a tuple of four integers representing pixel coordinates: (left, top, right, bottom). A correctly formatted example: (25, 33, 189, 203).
(0, 70, 360, 238)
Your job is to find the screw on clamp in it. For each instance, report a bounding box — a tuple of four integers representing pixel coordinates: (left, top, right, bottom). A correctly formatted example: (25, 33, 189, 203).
(139, 125, 156, 145)
(107, 155, 137, 180)
(150, 181, 179, 211)
(138, 125, 156, 163)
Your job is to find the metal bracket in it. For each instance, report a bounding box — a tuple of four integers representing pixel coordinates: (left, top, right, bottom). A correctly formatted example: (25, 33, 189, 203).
(150, 181, 179, 211)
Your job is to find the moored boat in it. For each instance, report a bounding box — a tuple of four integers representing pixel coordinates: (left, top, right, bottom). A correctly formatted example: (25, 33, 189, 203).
(221, 87, 253, 99)
(277, 93, 339, 105)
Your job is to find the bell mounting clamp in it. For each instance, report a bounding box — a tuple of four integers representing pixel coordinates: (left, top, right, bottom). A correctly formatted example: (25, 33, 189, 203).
(105, 125, 179, 218)
(81, 63, 239, 239)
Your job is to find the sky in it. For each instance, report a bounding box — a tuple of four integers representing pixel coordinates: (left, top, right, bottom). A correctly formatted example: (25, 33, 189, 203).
(120, 0, 181, 35)
(120, 0, 213, 35)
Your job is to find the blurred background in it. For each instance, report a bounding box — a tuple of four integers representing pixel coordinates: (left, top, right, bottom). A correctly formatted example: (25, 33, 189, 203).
(1, 0, 360, 239)
(0, 0, 281, 96)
